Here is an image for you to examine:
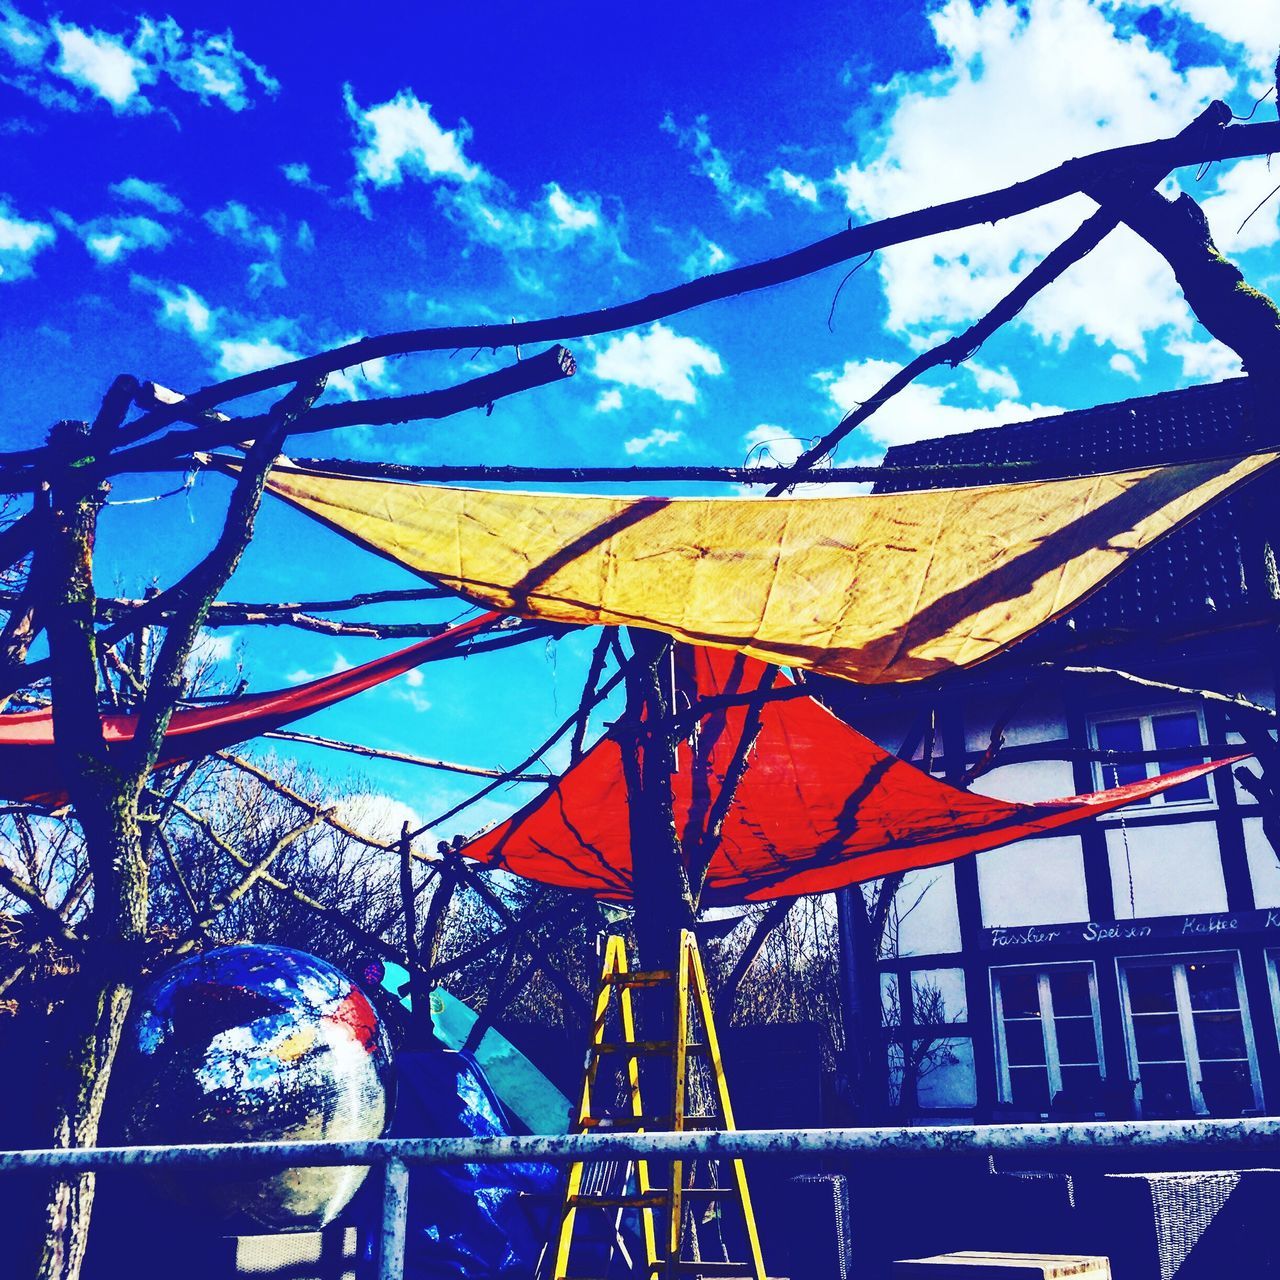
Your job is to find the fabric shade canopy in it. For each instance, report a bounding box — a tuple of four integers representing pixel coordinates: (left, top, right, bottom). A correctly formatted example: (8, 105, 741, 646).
(244, 451, 1278, 684)
(0, 612, 497, 805)
(460, 647, 1243, 904)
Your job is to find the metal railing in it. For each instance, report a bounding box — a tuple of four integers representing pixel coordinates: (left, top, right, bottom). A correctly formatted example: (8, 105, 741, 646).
(5, 1118, 1280, 1279)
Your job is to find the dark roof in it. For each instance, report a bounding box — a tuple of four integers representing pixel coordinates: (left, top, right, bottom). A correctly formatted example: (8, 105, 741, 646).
(874, 377, 1277, 647)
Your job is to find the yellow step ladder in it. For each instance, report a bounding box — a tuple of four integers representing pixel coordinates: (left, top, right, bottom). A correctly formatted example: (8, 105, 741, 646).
(549, 930, 767, 1280)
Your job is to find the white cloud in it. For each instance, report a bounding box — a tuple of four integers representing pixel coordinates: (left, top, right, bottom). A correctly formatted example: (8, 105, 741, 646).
(286, 653, 354, 683)
(132, 277, 212, 335)
(768, 168, 820, 204)
(595, 388, 624, 412)
(4, 9, 277, 114)
(834, 0, 1233, 364)
(346, 84, 479, 187)
(281, 161, 327, 192)
(0, 199, 55, 282)
(110, 176, 181, 213)
(335, 792, 424, 844)
(1164, 335, 1243, 381)
(743, 424, 806, 467)
(53, 25, 143, 107)
(58, 211, 171, 263)
(345, 85, 625, 262)
(967, 362, 1020, 398)
(546, 182, 599, 231)
(1109, 352, 1140, 379)
(216, 334, 299, 378)
(204, 200, 280, 254)
(1201, 156, 1280, 254)
(594, 322, 723, 403)
(204, 200, 286, 293)
(680, 231, 733, 279)
(131, 275, 393, 399)
(661, 112, 767, 216)
(624, 427, 683, 455)
(817, 357, 1063, 451)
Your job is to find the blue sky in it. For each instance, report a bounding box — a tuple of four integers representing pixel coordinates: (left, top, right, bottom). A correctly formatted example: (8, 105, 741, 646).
(3, 0, 1279, 837)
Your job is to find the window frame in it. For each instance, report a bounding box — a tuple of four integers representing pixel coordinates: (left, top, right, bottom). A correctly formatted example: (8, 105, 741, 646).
(1089, 704, 1216, 814)
(1116, 951, 1262, 1118)
(990, 960, 1106, 1114)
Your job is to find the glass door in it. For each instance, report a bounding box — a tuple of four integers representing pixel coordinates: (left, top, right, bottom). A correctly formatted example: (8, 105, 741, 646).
(1119, 955, 1260, 1117)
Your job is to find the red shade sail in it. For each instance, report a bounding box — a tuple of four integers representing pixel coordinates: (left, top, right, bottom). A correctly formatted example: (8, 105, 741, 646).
(1, 612, 498, 805)
(461, 648, 1243, 904)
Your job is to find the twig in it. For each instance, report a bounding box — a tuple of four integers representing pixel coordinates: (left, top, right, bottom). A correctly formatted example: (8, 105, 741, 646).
(12, 109, 1270, 461)
(775, 100, 1233, 483)
(1051, 663, 1275, 718)
(570, 632, 613, 762)
(260, 728, 553, 781)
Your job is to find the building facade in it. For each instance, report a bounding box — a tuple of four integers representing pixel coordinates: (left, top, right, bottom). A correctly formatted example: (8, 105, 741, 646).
(828, 377, 1280, 1123)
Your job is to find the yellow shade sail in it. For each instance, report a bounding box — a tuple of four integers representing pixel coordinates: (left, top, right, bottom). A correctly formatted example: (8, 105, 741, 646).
(252, 451, 1277, 683)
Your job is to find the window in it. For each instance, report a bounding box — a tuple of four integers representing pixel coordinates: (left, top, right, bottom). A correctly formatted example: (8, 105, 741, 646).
(1092, 708, 1212, 806)
(992, 964, 1104, 1115)
(1118, 954, 1261, 1118)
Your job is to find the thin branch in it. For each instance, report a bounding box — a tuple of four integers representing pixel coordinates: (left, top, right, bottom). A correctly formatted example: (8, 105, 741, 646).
(570, 632, 613, 762)
(154, 826, 204, 933)
(402, 660, 628, 842)
(126, 378, 326, 775)
(22, 110, 1274, 460)
(215, 752, 399, 851)
(715, 899, 792, 1022)
(84, 346, 577, 483)
(776, 101, 1233, 482)
(0, 857, 79, 947)
(1052, 662, 1275, 719)
(201, 455, 1145, 487)
(163, 793, 418, 970)
(173, 811, 328, 949)
(259, 728, 554, 781)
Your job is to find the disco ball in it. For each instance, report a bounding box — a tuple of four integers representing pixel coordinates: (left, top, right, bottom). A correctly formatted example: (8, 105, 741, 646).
(122, 944, 394, 1233)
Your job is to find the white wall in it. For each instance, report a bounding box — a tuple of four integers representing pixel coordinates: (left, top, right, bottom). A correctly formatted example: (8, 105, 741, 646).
(977, 835, 1090, 927)
(968, 758, 1077, 805)
(1106, 820, 1228, 918)
(1244, 816, 1280, 909)
(882, 866, 962, 957)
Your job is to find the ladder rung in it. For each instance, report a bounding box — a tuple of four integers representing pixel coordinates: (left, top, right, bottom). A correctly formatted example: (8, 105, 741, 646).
(604, 969, 673, 986)
(651, 1186, 731, 1197)
(671, 1262, 759, 1275)
(579, 1114, 672, 1129)
(566, 1192, 669, 1209)
(595, 1040, 708, 1055)
(575, 1114, 722, 1130)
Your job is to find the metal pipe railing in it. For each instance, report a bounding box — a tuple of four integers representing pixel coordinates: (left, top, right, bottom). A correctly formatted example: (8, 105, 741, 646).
(5, 1118, 1279, 1279)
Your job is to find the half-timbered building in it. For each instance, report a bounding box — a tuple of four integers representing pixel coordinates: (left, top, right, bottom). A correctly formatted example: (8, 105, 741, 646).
(826, 376, 1280, 1124)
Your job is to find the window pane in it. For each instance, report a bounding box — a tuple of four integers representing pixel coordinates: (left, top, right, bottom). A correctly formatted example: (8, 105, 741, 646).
(1005, 1020, 1047, 1066)
(1095, 719, 1147, 788)
(1200, 1061, 1255, 1116)
(1054, 1017, 1099, 1066)
(1009, 1066, 1050, 1113)
(1186, 962, 1238, 1011)
(1126, 965, 1177, 1014)
(1133, 1014, 1183, 1062)
(1194, 1011, 1247, 1061)
(1140, 1062, 1194, 1118)
(998, 970, 1039, 1018)
(1049, 969, 1092, 1017)
(1056, 1064, 1103, 1112)
(1152, 712, 1209, 801)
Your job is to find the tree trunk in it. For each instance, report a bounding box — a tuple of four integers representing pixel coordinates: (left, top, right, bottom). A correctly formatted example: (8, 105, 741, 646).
(622, 629, 695, 969)
(34, 422, 150, 1280)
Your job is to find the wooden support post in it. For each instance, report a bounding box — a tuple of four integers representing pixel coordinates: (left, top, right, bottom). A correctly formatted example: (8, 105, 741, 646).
(622, 628, 695, 970)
